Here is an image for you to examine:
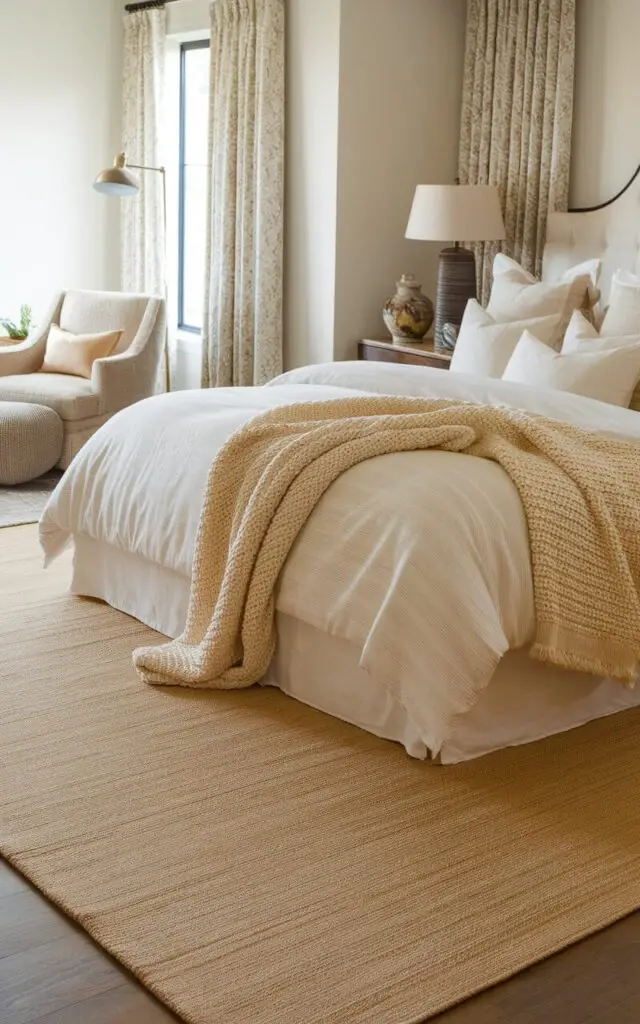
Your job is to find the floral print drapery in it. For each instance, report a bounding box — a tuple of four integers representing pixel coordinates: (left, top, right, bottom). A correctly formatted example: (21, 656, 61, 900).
(121, 8, 166, 298)
(202, 0, 285, 388)
(458, 0, 576, 303)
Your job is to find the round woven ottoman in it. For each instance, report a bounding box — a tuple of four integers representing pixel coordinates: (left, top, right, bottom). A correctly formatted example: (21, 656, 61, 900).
(0, 402, 64, 485)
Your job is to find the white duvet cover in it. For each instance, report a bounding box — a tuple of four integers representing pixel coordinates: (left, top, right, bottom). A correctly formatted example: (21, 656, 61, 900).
(40, 362, 640, 757)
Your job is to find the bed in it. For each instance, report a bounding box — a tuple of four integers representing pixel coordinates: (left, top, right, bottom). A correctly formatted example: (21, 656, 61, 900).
(39, 179, 640, 764)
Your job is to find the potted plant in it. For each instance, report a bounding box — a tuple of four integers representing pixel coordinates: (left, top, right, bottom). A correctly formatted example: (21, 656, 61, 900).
(0, 305, 33, 345)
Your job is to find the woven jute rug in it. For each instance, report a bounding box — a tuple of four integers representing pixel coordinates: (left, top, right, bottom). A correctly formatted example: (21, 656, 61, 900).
(2, 525, 640, 1024)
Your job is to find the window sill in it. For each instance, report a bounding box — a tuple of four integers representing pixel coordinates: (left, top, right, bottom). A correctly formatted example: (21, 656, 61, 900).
(175, 329, 203, 345)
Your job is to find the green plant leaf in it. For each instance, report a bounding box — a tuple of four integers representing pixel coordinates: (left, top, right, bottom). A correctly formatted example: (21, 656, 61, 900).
(0, 318, 27, 339)
(19, 304, 32, 332)
(1, 306, 31, 339)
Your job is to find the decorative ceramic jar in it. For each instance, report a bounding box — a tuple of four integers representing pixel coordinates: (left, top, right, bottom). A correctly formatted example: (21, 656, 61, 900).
(383, 274, 434, 344)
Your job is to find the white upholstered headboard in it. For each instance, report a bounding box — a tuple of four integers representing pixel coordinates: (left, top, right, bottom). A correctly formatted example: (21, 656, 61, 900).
(542, 165, 640, 304)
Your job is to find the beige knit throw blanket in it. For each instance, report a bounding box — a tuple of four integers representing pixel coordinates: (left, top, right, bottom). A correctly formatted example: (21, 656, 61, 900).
(133, 396, 640, 688)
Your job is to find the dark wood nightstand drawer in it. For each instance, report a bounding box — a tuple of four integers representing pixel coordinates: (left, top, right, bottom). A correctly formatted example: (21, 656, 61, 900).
(358, 339, 451, 370)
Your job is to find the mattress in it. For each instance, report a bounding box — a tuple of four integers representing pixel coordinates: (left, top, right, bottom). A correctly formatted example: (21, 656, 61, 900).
(70, 534, 640, 764)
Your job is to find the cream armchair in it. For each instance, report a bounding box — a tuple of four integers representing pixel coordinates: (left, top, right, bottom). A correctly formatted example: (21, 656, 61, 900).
(0, 289, 166, 468)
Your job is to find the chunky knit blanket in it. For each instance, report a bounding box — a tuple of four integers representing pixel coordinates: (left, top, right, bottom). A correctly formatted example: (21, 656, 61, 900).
(133, 396, 640, 688)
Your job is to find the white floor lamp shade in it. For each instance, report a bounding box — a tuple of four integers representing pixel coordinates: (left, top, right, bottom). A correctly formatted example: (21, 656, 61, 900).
(406, 185, 505, 350)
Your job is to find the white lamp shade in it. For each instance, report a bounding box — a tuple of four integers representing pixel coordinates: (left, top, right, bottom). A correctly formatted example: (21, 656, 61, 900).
(406, 185, 505, 243)
(93, 178, 139, 197)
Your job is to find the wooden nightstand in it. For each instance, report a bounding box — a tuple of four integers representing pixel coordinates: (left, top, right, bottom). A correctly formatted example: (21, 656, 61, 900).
(358, 338, 452, 370)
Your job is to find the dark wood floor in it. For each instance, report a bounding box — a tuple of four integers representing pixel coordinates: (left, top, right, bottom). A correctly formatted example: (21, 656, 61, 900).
(1, 856, 639, 1024)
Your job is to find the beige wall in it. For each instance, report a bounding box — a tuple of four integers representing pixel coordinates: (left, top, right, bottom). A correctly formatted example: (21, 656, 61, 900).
(0, 0, 123, 321)
(571, 0, 640, 207)
(285, 0, 467, 369)
(333, 0, 467, 361)
(284, 0, 342, 369)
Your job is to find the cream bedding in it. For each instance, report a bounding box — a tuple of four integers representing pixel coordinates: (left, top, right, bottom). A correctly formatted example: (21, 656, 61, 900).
(65, 535, 640, 764)
(40, 365, 640, 756)
(132, 393, 640, 697)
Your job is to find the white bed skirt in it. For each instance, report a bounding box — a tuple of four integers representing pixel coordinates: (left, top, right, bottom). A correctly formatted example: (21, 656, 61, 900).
(70, 534, 640, 764)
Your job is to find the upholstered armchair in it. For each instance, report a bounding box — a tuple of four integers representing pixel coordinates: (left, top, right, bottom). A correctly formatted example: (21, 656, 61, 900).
(0, 290, 166, 468)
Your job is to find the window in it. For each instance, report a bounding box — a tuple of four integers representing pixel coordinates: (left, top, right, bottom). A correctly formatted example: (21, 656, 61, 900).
(178, 40, 210, 334)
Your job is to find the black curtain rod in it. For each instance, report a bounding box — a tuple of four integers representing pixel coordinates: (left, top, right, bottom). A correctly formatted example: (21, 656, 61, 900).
(125, 0, 180, 14)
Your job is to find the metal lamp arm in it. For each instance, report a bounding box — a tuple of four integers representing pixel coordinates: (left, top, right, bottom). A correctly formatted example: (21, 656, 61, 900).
(127, 163, 166, 175)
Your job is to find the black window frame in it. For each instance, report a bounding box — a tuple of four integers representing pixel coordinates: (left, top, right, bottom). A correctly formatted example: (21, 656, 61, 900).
(178, 38, 210, 335)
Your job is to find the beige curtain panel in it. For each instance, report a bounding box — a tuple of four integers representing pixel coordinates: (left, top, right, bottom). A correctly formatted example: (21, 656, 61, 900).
(458, 0, 576, 303)
(202, 0, 285, 388)
(121, 8, 166, 298)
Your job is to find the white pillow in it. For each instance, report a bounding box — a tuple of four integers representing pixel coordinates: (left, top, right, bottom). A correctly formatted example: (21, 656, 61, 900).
(562, 309, 640, 410)
(493, 254, 602, 304)
(600, 270, 640, 338)
(449, 300, 562, 378)
(487, 255, 600, 344)
(502, 329, 640, 406)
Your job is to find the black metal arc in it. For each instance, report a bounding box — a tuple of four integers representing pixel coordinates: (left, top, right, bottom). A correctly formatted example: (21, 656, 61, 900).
(568, 163, 640, 214)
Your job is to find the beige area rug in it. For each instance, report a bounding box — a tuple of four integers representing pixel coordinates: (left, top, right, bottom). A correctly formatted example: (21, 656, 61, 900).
(2, 525, 640, 1024)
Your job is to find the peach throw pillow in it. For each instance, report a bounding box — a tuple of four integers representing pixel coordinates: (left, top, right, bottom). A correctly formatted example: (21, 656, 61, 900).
(41, 325, 122, 379)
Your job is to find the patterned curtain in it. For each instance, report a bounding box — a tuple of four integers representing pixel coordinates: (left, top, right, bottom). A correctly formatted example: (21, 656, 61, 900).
(202, 0, 285, 388)
(458, 0, 575, 303)
(121, 9, 166, 299)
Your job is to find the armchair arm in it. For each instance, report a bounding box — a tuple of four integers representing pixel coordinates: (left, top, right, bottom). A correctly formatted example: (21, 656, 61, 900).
(0, 292, 64, 377)
(91, 298, 166, 413)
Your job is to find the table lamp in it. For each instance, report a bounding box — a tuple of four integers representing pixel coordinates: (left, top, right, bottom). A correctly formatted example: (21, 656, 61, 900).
(406, 184, 505, 350)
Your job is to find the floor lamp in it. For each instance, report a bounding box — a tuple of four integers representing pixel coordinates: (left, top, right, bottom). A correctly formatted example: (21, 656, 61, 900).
(93, 152, 170, 393)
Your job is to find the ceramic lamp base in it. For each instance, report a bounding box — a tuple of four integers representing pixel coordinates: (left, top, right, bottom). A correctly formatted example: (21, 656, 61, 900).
(434, 246, 477, 350)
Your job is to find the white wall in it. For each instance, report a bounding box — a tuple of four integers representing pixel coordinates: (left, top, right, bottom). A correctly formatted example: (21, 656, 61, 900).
(284, 0, 342, 369)
(0, 0, 123, 322)
(333, 0, 467, 361)
(167, 0, 210, 35)
(571, 0, 640, 207)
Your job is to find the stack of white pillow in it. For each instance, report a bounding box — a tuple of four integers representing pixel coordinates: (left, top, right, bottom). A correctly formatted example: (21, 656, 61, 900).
(450, 255, 640, 409)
